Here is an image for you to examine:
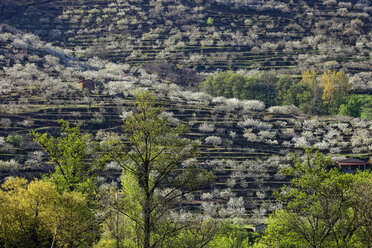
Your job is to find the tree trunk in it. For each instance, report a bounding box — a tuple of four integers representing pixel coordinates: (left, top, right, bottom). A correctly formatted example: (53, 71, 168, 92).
(144, 192, 151, 248)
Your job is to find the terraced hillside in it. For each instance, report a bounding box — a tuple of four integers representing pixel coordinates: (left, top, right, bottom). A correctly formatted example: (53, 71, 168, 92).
(0, 2, 371, 222)
(2, 0, 371, 88)
(1, 84, 371, 219)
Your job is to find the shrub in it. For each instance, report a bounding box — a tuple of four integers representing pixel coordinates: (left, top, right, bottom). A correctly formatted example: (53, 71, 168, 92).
(314, 141, 330, 150)
(267, 105, 299, 115)
(238, 117, 272, 130)
(6, 134, 23, 147)
(199, 123, 215, 132)
(0, 159, 20, 171)
(241, 100, 265, 112)
(292, 136, 310, 148)
(205, 136, 222, 146)
(303, 119, 321, 131)
(90, 116, 106, 127)
(207, 17, 214, 25)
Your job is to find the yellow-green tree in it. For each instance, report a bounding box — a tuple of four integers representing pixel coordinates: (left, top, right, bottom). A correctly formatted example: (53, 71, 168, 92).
(0, 177, 97, 248)
(321, 70, 350, 113)
(301, 69, 317, 86)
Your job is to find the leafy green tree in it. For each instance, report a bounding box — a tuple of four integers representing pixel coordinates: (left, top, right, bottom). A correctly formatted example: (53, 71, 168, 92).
(109, 92, 214, 248)
(276, 74, 297, 105)
(281, 71, 326, 115)
(229, 73, 246, 99)
(6, 134, 23, 147)
(339, 95, 364, 117)
(256, 149, 364, 247)
(201, 71, 278, 106)
(200, 71, 232, 97)
(361, 107, 372, 120)
(241, 72, 277, 106)
(32, 120, 106, 200)
(95, 180, 137, 248)
(0, 177, 97, 248)
(351, 171, 372, 247)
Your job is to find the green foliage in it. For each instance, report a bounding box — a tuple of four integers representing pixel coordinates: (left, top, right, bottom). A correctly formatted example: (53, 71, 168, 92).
(257, 148, 372, 247)
(94, 181, 138, 248)
(207, 17, 214, 25)
(32, 120, 106, 199)
(201, 70, 358, 116)
(200, 71, 278, 107)
(339, 95, 364, 117)
(6, 134, 23, 147)
(91, 116, 106, 127)
(361, 107, 372, 120)
(244, 72, 277, 107)
(278, 71, 325, 115)
(276, 74, 297, 105)
(160, 218, 219, 248)
(207, 222, 259, 248)
(0, 177, 97, 248)
(109, 91, 214, 248)
(345, 94, 372, 119)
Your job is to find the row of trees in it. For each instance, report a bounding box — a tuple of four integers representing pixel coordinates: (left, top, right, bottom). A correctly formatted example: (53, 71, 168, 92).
(200, 70, 360, 116)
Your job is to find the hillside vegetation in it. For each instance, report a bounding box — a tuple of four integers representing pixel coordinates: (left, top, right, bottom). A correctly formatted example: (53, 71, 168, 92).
(0, 1, 371, 246)
(0, 27, 371, 219)
(1, 0, 371, 90)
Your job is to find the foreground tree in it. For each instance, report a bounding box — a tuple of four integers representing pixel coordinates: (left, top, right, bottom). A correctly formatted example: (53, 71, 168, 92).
(109, 92, 214, 248)
(32, 120, 106, 201)
(0, 177, 97, 248)
(256, 149, 372, 247)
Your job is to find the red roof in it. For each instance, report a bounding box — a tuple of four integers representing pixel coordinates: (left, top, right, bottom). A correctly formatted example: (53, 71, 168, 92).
(337, 158, 369, 165)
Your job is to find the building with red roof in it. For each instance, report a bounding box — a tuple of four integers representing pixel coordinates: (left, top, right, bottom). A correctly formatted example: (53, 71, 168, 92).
(336, 158, 370, 171)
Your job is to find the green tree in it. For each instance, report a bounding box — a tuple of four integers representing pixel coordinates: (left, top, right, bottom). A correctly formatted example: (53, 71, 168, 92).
(200, 71, 232, 97)
(243, 72, 277, 106)
(109, 92, 214, 248)
(257, 149, 364, 247)
(207, 17, 214, 25)
(229, 73, 246, 99)
(282, 71, 326, 115)
(0, 177, 97, 248)
(160, 217, 219, 248)
(32, 120, 106, 200)
(276, 74, 296, 105)
(6, 134, 23, 147)
(351, 171, 372, 247)
(338, 95, 364, 117)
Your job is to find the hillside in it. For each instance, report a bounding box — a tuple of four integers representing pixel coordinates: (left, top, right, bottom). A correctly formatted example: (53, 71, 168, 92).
(0, 0, 371, 222)
(1, 0, 371, 90)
